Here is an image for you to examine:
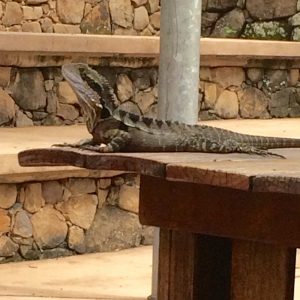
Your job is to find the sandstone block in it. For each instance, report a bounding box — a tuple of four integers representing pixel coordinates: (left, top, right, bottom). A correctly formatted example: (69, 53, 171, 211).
(97, 188, 108, 208)
(149, 11, 160, 29)
(68, 225, 86, 253)
(214, 90, 239, 119)
(57, 103, 79, 121)
(40, 17, 53, 33)
(12, 68, 46, 111)
(57, 0, 85, 24)
(98, 178, 111, 190)
(66, 178, 96, 196)
(85, 206, 142, 252)
(0, 209, 10, 234)
(131, 69, 151, 90)
(288, 69, 299, 86)
(0, 90, 15, 126)
(53, 24, 81, 33)
(204, 82, 218, 109)
(0, 184, 17, 209)
(200, 67, 212, 81)
(15, 110, 34, 127)
(0, 67, 11, 87)
(13, 210, 33, 238)
(118, 185, 139, 214)
(238, 87, 269, 118)
(247, 68, 264, 83)
(212, 67, 245, 88)
(246, 0, 297, 20)
(22, 183, 44, 214)
(109, 0, 133, 28)
(0, 236, 18, 257)
(42, 181, 63, 204)
(81, 1, 111, 34)
(22, 6, 43, 20)
(2, 2, 22, 26)
(146, 0, 159, 13)
(31, 206, 68, 249)
(116, 74, 134, 102)
(58, 81, 78, 105)
(56, 194, 97, 229)
(133, 6, 149, 30)
(269, 88, 293, 118)
(22, 21, 42, 32)
(135, 90, 156, 113)
(211, 8, 245, 38)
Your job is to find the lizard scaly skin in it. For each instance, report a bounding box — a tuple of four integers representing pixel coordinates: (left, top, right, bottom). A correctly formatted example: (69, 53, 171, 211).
(58, 63, 300, 157)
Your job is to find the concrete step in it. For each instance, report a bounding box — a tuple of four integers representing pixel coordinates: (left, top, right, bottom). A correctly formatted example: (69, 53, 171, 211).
(0, 246, 152, 300)
(0, 245, 299, 299)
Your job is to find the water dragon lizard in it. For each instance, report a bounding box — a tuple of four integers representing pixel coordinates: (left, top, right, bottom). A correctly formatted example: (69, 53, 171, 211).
(57, 63, 300, 158)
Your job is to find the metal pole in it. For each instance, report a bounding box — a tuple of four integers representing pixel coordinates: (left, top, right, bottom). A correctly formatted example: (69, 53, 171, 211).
(150, 1, 202, 299)
(158, 0, 201, 124)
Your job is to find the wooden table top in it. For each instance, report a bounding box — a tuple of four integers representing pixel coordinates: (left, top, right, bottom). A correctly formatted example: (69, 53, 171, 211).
(18, 146, 300, 195)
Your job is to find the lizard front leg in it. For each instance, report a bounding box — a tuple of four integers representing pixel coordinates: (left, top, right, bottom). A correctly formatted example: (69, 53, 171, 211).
(96, 129, 132, 152)
(53, 130, 131, 153)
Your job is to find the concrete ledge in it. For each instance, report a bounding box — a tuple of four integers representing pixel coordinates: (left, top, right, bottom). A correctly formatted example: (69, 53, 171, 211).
(0, 125, 124, 183)
(1, 33, 300, 67)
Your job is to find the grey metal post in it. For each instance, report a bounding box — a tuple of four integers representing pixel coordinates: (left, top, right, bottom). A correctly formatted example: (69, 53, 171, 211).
(150, 1, 202, 299)
(158, 0, 201, 124)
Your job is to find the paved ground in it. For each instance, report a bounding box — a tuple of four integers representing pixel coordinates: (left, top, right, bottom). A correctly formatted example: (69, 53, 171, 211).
(0, 246, 152, 300)
(0, 246, 299, 299)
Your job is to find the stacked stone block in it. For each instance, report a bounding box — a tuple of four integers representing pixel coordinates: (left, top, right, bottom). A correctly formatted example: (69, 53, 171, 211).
(0, 174, 152, 263)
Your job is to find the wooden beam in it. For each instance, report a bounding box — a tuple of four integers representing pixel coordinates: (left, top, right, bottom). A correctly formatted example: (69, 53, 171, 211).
(139, 175, 300, 247)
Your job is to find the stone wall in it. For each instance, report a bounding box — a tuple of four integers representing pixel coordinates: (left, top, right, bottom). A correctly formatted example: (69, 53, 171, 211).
(0, 0, 160, 36)
(1, 65, 300, 127)
(1, 0, 300, 40)
(0, 173, 152, 263)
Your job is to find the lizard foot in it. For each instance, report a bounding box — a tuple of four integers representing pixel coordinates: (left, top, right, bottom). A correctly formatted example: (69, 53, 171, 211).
(237, 145, 285, 159)
(52, 142, 113, 153)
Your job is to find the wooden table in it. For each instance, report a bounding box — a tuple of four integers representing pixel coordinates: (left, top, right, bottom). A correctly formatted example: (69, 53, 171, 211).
(18, 146, 300, 300)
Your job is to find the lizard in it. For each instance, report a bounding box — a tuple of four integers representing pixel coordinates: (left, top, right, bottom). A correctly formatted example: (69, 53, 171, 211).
(57, 63, 300, 157)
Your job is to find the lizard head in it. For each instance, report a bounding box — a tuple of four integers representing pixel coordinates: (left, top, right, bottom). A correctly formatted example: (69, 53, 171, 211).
(62, 63, 104, 133)
(62, 63, 119, 114)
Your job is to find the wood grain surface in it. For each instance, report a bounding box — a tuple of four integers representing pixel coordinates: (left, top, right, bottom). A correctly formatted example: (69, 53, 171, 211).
(18, 147, 300, 194)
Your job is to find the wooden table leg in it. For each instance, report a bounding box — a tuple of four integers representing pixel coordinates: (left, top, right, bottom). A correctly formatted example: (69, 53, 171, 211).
(231, 240, 296, 300)
(158, 229, 232, 300)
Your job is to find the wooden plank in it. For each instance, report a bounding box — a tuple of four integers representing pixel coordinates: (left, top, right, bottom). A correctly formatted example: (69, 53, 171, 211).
(157, 230, 231, 300)
(252, 176, 300, 194)
(18, 148, 261, 179)
(18, 148, 167, 177)
(231, 240, 296, 300)
(139, 175, 300, 247)
(168, 231, 197, 300)
(166, 150, 300, 192)
(157, 229, 171, 300)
